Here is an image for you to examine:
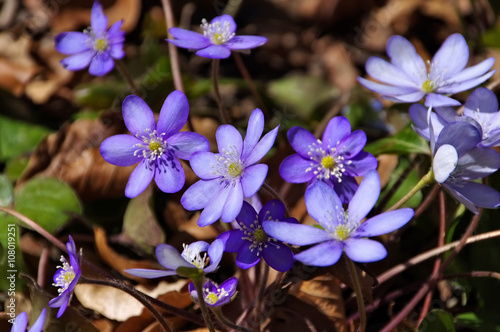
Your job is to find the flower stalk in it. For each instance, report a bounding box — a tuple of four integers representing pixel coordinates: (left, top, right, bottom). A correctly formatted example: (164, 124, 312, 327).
(212, 59, 230, 124)
(385, 169, 434, 212)
(192, 277, 216, 332)
(347, 257, 366, 332)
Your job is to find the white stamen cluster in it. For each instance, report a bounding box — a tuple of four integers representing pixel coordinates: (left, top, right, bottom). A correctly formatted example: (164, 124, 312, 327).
(305, 139, 351, 182)
(83, 27, 109, 52)
(133, 129, 167, 164)
(53, 256, 76, 293)
(323, 207, 359, 241)
(181, 243, 207, 269)
(204, 285, 229, 305)
(239, 211, 280, 256)
(471, 108, 493, 141)
(201, 18, 235, 45)
(211, 145, 244, 182)
(424, 60, 448, 92)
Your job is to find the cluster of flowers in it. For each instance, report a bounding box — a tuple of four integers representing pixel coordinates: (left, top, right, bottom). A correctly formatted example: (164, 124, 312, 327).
(13, 0, 500, 329)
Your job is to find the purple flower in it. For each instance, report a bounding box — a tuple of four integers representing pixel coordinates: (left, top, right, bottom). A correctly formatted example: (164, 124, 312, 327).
(166, 14, 267, 59)
(48, 236, 82, 318)
(54, 0, 125, 76)
(100, 91, 209, 198)
(188, 277, 238, 307)
(181, 108, 279, 227)
(263, 170, 414, 266)
(217, 200, 295, 272)
(279, 116, 377, 203)
(10, 308, 46, 332)
(430, 118, 500, 213)
(358, 34, 495, 107)
(410, 87, 500, 147)
(125, 240, 224, 278)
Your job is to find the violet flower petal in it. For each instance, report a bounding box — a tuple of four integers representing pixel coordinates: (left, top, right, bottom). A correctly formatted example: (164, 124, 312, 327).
(279, 154, 315, 183)
(55, 32, 90, 54)
(197, 185, 231, 227)
(154, 157, 184, 193)
(91, 0, 108, 34)
(221, 181, 243, 222)
(240, 164, 268, 197)
(294, 241, 343, 267)
(157, 90, 188, 138)
(262, 243, 294, 272)
(365, 56, 418, 87)
(125, 160, 154, 198)
(262, 221, 331, 246)
(244, 125, 279, 165)
(431, 33, 468, 80)
(241, 108, 264, 160)
(355, 209, 414, 237)
(61, 49, 95, 70)
(287, 126, 319, 158)
(344, 238, 387, 263)
(196, 45, 232, 59)
(305, 181, 342, 230)
(322, 116, 351, 147)
(124, 269, 178, 278)
(386, 35, 427, 83)
(181, 179, 221, 210)
(167, 132, 210, 160)
(99, 135, 142, 166)
(224, 36, 268, 50)
(348, 170, 380, 224)
(122, 95, 156, 135)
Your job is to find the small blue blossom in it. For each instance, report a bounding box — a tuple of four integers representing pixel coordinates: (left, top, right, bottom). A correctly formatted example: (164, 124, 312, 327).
(125, 240, 224, 278)
(166, 14, 267, 59)
(358, 34, 495, 107)
(48, 236, 82, 318)
(218, 200, 295, 272)
(10, 308, 46, 332)
(181, 108, 279, 227)
(279, 116, 377, 203)
(188, 277, 238, 307)
(263, 170, 414, 267)
(100, 91, 209, 198)
(54, 0, 125, 76)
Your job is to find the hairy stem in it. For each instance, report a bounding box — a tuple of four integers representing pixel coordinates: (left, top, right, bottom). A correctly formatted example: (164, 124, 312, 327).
(115, 60, 141, 96)
(212, 307, 252, 332)
(347, 257, 366, 332)
(386, 169, 434, 212)
(193, 278, 216, 332)
(212, 59, 230, 124)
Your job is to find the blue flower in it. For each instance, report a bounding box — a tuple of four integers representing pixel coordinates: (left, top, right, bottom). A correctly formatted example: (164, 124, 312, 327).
(54, 0, 125, 76)
(166, 14, 267, 59)
(358, 34, 495, 107)
(218, 200, 295, 272)
(279, 116, 377, 203)
(263, 170, 414, 267)
(410, 87, 500, 147)
(10, 308, 46, 332)
(125, 240, 224, 278)
(48, 236, 81, 318)
(100, 91, 210, 198)
(188, 277, 238, 307)
(429, 117, 500, 213)
(181, 108, 279, 227)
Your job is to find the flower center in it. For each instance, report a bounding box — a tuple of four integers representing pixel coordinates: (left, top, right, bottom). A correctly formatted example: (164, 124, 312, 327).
(305, 139, 351, 183)
(204, 285, 229, 305)
(94, 38, 108, 51)
(323, 209, 359, 242)
(211, 145, 244, 182)
(182, 243, 207, 270)
(201, 18, 235, 45)
(335, 225, 350, 241)
(53, 256, 76, 293)
(239, 212, 281, 256)
(422, 79, 434, 93)
(133, 129, 169, 166)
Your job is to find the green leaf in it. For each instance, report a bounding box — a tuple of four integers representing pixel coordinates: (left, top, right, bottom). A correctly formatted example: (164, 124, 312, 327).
(482, 28, 500, 48)
(364, 123, 430, 156)
(14, 178, 82, 234)
(0, 115, 51, 162)
(418, 309, 455, 332)
(4, 156, 29, 181)
(382, 158, 423, 209)
(122, 186, 164, 254)
(0, 175, 14, 207)
(74, 81, 126, 110)
(0, 224, 26, 292)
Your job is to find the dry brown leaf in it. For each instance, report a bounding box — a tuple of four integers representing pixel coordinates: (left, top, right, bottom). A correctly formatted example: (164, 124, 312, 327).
(320, 42, 359, 93)
(377, 154, 399, 189)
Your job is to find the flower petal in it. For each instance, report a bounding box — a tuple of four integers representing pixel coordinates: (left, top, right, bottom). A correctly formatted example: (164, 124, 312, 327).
(221, 181, 243, 223)
(358, 77, 418, 95)
(122, 95, 156, 135)
(244, 125, 279, 165)
(242, 108, 264, 161)
(181, 179, 222, 210)
(259, 199, 285, 223)
(355, 208, 414, 237)
(287, 126, 318, 158)
(337, 130, 367, 159)
(236, 201, 258, 228)
(436, 121, 481, 154)
(343, 151, 378, 177)
(124, 268, 178, 278)
(100, 134, 142, 166)
(386, 35, 427, 83)
(305, 181, 343, 229)
(322, 116, 351, 147)
(294, 241, 343, 267)
(218, 229, 245, 252)
(444, 181, 500, 212)
(91, 0, 108, 34)
(211, 15, 237, 34)
(366, 56, 419, 87)
(464, 87, 498, 114)
(225, 36, 267, 50)
(167, 132, 210, 160)
(279, 154, 316, 183)
(385, 91, 426, 103)
(448, 58, 495, 85)
(235, 245, 260, 269)
(109, 42, 125, 59)
(88, 51, 114, 76)
(197, 185, 231, 226)
(437, 70, 496, 95)
(348, 170, 380, 224)
(332, 176, 358, 204)
(107, 20, 125, 42)
(424, 93, 461, 107)
(433, 144, 458, 183)
(262, 221, 331, 245)
(344, 238, 387, 263)
(189, 152, 220, 179)
(167, 27, 211, 49)
(431, 33, 468, 80)
(55, 32, 91, 55)
(125, 160, 154, 198)
(262, 242, 294, 272)
(157, 90, 189, 137)
(205, 239, 224, 273)
(216, 125, 243, 156)
(12, 312, 28, 332)
(196, 45, 231, 59)
(458, 147, 500, 179)
(240, 164, 268, 197)
(30, 308, 47, 332)
(156, 243, 192, 270)
(61, 49, 95, 71)
(154, 156, 185, 193)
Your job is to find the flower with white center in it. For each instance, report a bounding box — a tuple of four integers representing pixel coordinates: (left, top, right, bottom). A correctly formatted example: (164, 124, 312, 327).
(218, 200, 295, 272)
(99, 91, 209, 198)
(10, 308, 47, 332)
(263, 170, 414, 267)
(54, 0, 125, 76)
(125, 240, 224, 279)
(279, 116, 377, 203)
(188, 277, 238, 307)
(181, 108, 279, 227)
(48, 236, 82, 318)
(166, 14, 267, 59)
(358, 33, 495, 107)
